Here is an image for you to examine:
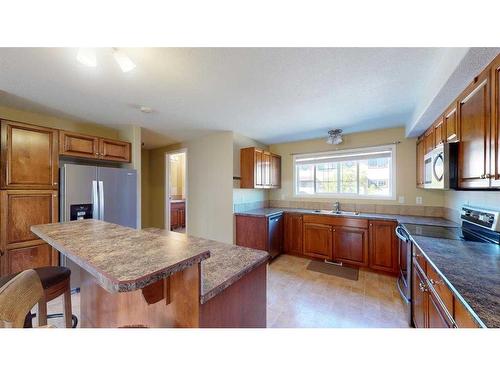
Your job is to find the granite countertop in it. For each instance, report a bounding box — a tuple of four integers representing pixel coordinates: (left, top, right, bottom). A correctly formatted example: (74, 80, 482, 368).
(407, 233, 500, 328)
(31, 220, 210, 293)
(143, 228, 270, 304)
(235, 207, 457, 227)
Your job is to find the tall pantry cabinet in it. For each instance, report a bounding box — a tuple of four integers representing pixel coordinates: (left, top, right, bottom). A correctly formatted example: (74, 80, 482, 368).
(0, 120, 59, 276)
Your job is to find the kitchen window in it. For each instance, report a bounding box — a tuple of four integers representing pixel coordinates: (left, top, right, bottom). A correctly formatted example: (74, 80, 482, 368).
(293, 144, 396, 199)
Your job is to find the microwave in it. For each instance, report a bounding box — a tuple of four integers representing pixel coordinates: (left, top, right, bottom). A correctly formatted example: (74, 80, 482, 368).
(424, 142, 458, 190)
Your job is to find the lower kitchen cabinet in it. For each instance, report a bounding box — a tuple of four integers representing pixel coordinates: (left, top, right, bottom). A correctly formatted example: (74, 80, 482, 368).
(170, 201, 186, 230)
(1, 243, 57, 276)
(369, 220, 398, 274)
(412, 262, 427, 328)
(303, 222, 332, 259)
(283, 212, 303, 256)
(235, 213, 283, 259)
(332, 226, 368, 266)
(428, 291, 453, 328)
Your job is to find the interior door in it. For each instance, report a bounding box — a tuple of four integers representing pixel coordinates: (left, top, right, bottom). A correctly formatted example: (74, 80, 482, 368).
(97, 167, 137, 228)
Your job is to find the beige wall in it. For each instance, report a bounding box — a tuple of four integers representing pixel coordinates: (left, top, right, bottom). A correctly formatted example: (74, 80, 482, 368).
(141, 149, 151, 228)
(233, 132, 269, 211)
(146, 131, 234, 244)
(269, 127, 444, 208)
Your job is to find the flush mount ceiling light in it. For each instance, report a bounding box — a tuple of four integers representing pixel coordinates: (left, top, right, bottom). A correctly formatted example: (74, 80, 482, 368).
(140, 106, 153, 113)
(326, 129, 343, 145)
(76, 48, 135, 72)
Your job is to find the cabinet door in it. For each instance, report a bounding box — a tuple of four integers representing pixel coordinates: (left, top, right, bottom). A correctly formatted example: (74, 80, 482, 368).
(416, 138, 425, 187)
(99, 138, 131, 162)
(491, 54, 500, 187)
(444, 103, 459, 142)
(332, 226, 368, 266)
(59, 130, 99, 159)
(179, 208, 185, 227)
(369, 220, 398, 273)
(1, 243, 56, 276)
(0, 190, 58, 251)
(412, 263, 427, 328)
(170, 207, 179, 229)
(424, 126, 435, 154)
(1, 120, 59, 190)
(458, 70, 491, 188)
(454, 299, 479, 328)
(434, 116, 445, 146)
(284, 213, 303, 255)
(262, 151, 271, 188)
(254, 149, 263, 188)
(428, 291, 453, 328)
(270, 154, 281, 188)
(303, 223, 332, 260)
(268, 215, 283, 258)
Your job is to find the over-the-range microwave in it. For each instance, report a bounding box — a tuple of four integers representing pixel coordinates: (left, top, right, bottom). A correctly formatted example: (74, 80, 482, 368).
(424, 142, 458, 190)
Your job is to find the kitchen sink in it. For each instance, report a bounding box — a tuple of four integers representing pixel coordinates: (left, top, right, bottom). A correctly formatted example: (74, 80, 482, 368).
(311, 210, 360, 216)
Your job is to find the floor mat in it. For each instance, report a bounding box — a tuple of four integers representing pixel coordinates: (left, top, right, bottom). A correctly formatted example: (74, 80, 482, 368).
(306, 260, 359, 281)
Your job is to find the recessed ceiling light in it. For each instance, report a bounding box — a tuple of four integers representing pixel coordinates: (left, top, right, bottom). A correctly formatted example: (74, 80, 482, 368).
(113, 48, 136, 73)
(140, 106, 153, 113)
(76, 48, 97, 67)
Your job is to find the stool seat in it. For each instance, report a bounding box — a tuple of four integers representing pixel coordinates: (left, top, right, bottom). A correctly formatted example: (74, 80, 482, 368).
(0, 267, 70, 289)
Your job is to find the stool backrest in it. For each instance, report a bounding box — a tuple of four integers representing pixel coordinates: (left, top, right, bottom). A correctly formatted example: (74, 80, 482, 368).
(0, 269, 44, 328)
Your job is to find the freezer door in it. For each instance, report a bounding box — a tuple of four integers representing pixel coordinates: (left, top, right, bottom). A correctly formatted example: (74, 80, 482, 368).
(60, 164, 98, 222)
(97, 166, 137, 228)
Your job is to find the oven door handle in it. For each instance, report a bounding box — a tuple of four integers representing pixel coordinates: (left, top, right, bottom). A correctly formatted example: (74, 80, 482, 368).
(397, 276, 410, 304)
(395, 225, 409, 242)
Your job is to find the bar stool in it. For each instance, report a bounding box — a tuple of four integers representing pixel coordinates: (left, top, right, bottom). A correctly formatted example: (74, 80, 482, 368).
(0, 266, 76, 328)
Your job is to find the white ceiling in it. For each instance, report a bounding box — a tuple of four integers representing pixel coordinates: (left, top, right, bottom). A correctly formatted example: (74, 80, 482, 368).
(0, 48, 469, 146)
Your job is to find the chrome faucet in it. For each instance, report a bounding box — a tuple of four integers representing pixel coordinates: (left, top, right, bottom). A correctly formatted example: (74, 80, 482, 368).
(333, 201, 340, 213)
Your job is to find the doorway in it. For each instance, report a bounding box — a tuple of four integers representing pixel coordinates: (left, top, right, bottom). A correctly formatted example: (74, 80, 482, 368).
(165, 149, 187, 234)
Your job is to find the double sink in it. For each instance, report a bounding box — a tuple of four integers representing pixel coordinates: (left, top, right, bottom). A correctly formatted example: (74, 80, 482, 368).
(311, 209, 360, 216)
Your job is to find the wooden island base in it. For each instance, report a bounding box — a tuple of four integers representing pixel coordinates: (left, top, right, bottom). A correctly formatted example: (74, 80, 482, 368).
(80, 263, 267, 328)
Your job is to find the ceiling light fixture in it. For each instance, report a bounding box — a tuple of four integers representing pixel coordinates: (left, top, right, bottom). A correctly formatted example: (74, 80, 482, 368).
(76, 48, 136, 72)
(112, 48, 136, 72)
(326, 129, 343, 145)
(76, 48, 97, 67)
(140, 106, 153, 113)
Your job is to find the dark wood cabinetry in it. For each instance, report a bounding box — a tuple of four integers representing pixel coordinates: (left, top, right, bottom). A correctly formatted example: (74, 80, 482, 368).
(303, 222, 332, 260)
(332, 226, 368, 266)
(240, 147, 281, 189)
(235, 213, 283, 259)
(416, 137, 425, 187)
(424, 126, 435, 154)
(444, 103, 459, 142)
(1, 120, 59, 190)
(170, 201, 186, 230)
(283, 213, 303, 256)
(369, 220, 398, 274)
(433, 116, 444, 146)
(490, 54, 500, 187)
(458, 70, 491, 189)
(60, 130, 131, 163)
(412, 262, 427, 328)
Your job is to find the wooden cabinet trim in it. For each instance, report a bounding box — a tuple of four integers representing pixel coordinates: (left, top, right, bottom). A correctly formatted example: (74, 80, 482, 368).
(99, 138, 132, 162)
(59, 130, 99, 159)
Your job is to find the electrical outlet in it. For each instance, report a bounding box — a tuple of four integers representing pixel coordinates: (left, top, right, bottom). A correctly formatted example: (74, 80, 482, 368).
(398, 196, 405, 204)
(416, 196, 423, 205)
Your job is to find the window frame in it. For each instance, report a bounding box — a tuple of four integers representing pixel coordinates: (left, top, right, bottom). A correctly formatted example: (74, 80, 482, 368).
(293, 144, 397, 200)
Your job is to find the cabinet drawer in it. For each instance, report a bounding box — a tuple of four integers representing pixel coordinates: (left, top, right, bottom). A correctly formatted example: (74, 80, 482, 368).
(303, 214, 368, 229)
(413, 246, 426, 273)
(427, 265, 453, 313)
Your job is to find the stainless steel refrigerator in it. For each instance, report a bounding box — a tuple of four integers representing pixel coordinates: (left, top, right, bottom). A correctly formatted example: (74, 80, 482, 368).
(60, 163, 137, 289)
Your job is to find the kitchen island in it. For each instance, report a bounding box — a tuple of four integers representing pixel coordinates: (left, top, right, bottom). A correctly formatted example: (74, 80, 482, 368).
(31, 220, 269, 328)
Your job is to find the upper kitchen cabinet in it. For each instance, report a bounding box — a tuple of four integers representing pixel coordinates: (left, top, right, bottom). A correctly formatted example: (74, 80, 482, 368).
(490, 54, 500, 187)
(457, 69, 491, 189)
(240, 147, 281, 189)
(444, 102, 459, 142)
(433, 115, 445, 146)
(423, 126, 435, 154)
(0, 120, 59, 190)
(60, 130, 131, 163)
(416, 137, 425, 188)
(99, 138, 131, 162)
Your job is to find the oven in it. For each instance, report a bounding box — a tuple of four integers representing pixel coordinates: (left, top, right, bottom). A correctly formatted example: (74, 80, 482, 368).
(395, 225, 411, 323)
(423, 142, 458, 190)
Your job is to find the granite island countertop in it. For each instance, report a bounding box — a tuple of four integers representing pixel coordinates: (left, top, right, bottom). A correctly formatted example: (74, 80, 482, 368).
(31, 220, 210, 293)
(143, 228, 270, 303)
(406, 233, 500, 328)
(235, 207, 458, 227)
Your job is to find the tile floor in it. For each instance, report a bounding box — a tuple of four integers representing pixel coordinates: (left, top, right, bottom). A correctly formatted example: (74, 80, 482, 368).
(35, 254, 408, 328)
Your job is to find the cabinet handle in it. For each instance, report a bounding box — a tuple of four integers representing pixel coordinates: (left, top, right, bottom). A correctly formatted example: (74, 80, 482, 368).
(419, 282, 428, 292)
(53, 182, 58, 186)
(429, 278, 442, 286)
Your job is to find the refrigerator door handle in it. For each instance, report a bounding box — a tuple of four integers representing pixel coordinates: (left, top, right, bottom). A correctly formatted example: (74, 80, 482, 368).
(98, 180, 104, 220)
(92, 180, 99, 220)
